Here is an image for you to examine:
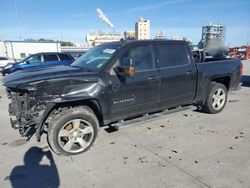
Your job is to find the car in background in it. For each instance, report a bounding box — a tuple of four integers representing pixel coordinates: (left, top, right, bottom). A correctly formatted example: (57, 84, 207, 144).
(66, 52, 86, 59)
(2, 52, 74, 76)
(0, 57, 15, 72)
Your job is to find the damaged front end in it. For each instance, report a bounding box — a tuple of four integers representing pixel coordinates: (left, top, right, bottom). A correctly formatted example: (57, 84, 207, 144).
(7, 88, 46, 139)
(3, 65, 104, 142)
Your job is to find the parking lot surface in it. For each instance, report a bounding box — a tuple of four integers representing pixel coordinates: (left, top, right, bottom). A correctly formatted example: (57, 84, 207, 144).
(0, 60, 249, 188)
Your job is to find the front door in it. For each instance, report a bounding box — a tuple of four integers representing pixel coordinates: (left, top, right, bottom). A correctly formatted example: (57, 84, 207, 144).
(108, 44, 161, 122)
(24, 54, 42, 69)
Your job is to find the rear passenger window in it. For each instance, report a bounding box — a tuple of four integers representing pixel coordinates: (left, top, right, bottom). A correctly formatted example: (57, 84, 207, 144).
(158, 43, 189, 68)
(43, 54, 58, 62)
(58, 54, 71, 61)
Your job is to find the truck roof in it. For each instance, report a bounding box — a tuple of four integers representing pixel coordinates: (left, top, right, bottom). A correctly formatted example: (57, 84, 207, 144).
(33, 52, 70, 55)
(100, 39, 189, 47)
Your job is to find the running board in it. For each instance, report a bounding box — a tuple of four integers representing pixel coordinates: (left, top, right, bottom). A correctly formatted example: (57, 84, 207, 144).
(107, 105, 196, 132)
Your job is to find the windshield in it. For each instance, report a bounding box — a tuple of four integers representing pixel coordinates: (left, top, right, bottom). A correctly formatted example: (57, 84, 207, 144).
(71, 45, 118, 71)
(19, 55, 32, 63)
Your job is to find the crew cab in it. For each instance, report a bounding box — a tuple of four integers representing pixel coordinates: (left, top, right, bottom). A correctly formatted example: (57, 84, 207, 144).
(2, 52, 74, 76)
(2, 40, 242, 156)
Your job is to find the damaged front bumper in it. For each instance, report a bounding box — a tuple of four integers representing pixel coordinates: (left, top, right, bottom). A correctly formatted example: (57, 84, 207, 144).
(10, 117, 19, 129)
(7, 88, 46, 138)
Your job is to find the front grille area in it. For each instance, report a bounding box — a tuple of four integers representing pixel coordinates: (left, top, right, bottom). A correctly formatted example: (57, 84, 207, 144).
(8, 90, 30, 119)
(7, 89, 36, 136)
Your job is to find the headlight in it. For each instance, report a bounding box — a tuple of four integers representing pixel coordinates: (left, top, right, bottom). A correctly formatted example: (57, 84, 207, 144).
(19, 83, 37, 91)
(4, 64, 13, 69)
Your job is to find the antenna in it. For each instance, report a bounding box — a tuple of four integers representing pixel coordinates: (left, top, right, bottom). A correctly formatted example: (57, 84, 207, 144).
(96, 8, 114, 32)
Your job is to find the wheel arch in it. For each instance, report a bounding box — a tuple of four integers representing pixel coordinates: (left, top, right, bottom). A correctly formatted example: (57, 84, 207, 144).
(50, 99, 103, 124)
(195, 76, 231, 106)
(37, 98, 103, 141)
(211, 76, 231, 90)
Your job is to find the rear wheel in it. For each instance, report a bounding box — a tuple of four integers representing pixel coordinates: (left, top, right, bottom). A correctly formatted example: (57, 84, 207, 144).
(47, 106, 99, 156)
(201, 83, 228, 114)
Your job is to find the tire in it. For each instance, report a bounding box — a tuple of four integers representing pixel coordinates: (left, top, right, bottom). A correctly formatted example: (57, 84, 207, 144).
(201, 82, 228, 114)
(47, 106, 99, 156)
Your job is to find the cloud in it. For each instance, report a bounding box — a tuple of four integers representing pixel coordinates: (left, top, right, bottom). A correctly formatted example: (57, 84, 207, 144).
(67, 13, 87, 18)
(111, 0, 192, 15)
(226, 26, 250, 46)
(0, 27, 86, 43)
(131, 0, 191, 12)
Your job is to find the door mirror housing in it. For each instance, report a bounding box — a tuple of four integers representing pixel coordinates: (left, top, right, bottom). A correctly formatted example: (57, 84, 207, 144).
(114, 58, 135, 77)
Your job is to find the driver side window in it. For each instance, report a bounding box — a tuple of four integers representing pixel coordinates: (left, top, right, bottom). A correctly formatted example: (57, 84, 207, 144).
(26, 55, 41, 64)
(117, 45, 154, 72)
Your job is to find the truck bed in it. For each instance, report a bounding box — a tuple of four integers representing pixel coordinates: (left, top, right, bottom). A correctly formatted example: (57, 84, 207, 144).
(195, 58, 242, 103)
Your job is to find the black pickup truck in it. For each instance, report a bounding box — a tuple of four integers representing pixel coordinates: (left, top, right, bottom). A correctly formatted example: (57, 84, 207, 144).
(2, 40, 242, 156)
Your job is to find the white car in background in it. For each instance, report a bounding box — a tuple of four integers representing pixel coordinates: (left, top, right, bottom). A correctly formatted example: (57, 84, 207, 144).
(0, 57, 15, 72)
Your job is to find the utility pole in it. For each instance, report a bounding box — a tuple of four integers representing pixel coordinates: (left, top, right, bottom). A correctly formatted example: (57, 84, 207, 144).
(14, 0, 21, 40)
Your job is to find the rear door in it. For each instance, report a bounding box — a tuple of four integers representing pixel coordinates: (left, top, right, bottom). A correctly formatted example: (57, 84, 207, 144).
(157, 42, 197, 108)
(108, 43, 161, 121)
(58, 54, 74, 66)
(42, 54, 60, 66)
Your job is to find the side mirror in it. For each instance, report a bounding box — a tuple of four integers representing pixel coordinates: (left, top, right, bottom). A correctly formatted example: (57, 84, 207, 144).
(26, 60, 30, 64)
(114, 58, 135, 77)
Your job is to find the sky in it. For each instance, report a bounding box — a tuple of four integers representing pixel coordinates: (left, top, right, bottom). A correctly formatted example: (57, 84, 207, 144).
(0, 0, 249, 46)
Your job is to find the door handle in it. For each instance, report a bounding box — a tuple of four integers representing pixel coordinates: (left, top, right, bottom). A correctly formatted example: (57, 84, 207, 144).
(148, 76, 159, 80)
(186, 71, 193, 75)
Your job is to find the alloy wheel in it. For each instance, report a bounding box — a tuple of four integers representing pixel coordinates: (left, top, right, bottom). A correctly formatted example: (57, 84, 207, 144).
(57, 119, 94, 153)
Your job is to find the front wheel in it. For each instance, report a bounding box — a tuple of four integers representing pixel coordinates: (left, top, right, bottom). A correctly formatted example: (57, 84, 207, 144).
(201, 83, 228, 114)
(47, 106, 99, 156)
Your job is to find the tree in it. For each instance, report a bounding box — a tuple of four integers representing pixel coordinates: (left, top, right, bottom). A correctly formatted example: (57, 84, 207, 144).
(38, 38, 55, 42)
(60, 41, 76, 46)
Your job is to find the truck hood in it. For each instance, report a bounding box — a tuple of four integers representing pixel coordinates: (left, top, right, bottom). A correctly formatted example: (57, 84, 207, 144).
(2, 65, 98, 89)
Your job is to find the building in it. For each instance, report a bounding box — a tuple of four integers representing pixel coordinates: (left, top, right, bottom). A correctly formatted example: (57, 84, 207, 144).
(0, 40, 6, 57)
(124, 31, 135, 40)
(171, 36, 185, 41)
(0, 40, 61, 60)
(135, 17, 150, 40)
(171, 36, 192, 45)
(61, 45, 91, 59)
(85, 30, 121, 46)
(198, 22, 226, 50)
(155, 31, 166, 39)
(61, 43, 90, 54)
